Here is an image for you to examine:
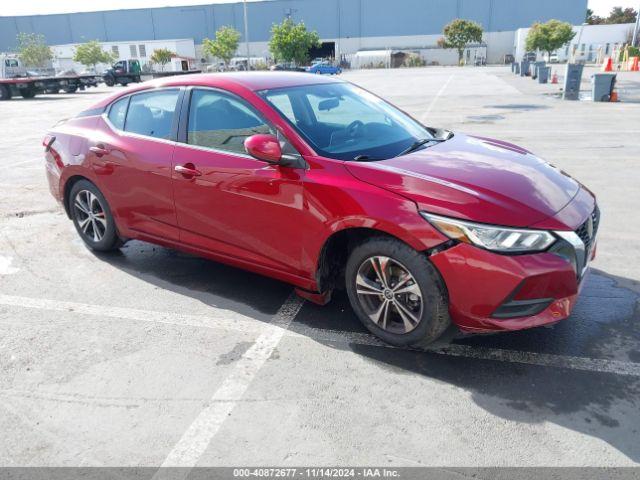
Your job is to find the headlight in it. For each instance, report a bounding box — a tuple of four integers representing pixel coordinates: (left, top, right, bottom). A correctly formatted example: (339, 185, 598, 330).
(421, 212, 556, 253)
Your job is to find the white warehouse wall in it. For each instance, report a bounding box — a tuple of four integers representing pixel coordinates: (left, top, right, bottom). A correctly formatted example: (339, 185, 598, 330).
(514, 23, 635, 62)
(52, 38, 197, 73)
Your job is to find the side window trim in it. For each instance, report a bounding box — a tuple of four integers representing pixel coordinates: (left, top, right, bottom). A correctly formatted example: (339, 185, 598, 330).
(103, 87, 185, 142)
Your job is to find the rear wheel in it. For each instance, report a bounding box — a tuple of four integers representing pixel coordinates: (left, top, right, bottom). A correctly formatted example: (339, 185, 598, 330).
(20, 86, 36, 99)
(69, 180, 122, 252)
(345, 237, 451, 348)
(0, 84, 11, 100)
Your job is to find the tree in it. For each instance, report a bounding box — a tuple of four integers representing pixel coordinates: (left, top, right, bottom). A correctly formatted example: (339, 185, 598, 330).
(441, 19, 483, 66)
(150, 48, 175, 71)
(16, 33, 53, 68)
(605, 7, 637, 24)
(586, 8, 604, 25)
(525, 19, 576, 60)
(202, 26, 241, 66)
(268, 18, 320, 65)
(73, 40, 114, 70)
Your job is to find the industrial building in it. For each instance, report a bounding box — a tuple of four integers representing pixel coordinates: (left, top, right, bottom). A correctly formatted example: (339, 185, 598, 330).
(0, 0, 588, 66)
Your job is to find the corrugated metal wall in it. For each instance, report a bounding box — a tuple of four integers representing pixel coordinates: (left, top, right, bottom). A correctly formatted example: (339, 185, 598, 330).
(0, 0, 587, 51)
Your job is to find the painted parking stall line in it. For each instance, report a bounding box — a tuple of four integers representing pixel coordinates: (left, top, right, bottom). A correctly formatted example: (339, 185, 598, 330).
(1, 293, 640, 378)
(153, 292, 305, 477)
(0, 293, 269, 336)
(421, 73, 454, 121)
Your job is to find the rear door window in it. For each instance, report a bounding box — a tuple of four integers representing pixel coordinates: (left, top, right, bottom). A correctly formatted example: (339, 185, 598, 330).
(124, 90, 180, 140)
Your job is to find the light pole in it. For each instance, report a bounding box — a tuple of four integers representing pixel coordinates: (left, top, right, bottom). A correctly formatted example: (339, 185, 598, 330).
(243, 0, 250, 69)
(632, 2, 640, 47)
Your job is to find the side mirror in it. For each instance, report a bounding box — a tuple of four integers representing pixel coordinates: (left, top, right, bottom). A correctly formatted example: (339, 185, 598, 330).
(244, 134, 282, 163)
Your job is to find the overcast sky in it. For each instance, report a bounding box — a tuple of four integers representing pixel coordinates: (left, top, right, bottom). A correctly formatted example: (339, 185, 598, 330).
(0, 0, 636, 17)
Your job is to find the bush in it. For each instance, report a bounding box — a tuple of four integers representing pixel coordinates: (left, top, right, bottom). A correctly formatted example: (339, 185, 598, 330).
(253, 61, 269, 70)
(619, 46, 640, 61)
(403, 53, 426, 67)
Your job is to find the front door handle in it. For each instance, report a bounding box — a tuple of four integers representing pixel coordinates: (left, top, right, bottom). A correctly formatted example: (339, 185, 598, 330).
(175, 164, 202, 178)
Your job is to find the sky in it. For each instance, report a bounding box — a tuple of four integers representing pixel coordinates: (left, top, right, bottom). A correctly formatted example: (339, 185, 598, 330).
(0, 0, 636, 17)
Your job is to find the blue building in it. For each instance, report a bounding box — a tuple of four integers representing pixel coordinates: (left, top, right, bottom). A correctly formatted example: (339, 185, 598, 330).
(0, 0, 588, 64)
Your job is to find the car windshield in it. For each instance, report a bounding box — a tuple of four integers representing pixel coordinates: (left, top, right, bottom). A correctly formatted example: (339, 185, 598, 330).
(258, 83, 434, 160)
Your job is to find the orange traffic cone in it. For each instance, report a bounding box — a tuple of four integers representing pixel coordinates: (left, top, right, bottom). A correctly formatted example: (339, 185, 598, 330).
(551, 71, 558, 84)
(602, 57, 613, 71)
(610, 91, 618, 102)
(630, 57, 639, 72)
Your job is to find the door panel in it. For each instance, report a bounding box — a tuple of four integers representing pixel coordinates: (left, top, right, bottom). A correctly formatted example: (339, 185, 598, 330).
(172, 87, 306, 275)
(172, 145, 305, 274)
(89, 89, 182, 241)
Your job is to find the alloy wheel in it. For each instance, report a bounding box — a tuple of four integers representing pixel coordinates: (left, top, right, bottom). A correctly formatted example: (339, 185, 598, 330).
(73, 190, 107, 243)
(355, 256, 424, 334)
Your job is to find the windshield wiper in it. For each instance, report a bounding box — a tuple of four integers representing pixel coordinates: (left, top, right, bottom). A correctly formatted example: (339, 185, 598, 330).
(394, 137, 446, 158)
(353, 154, 379, 161)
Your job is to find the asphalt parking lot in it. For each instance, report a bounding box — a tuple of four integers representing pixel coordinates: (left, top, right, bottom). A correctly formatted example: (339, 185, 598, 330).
(1, 66, 640, 470)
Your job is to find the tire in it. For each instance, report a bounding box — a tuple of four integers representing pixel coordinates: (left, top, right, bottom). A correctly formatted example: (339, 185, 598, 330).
(20, 87, 36, 99)
(69, 180, 122, 252)
(63, 86, 78, 93)
(104, 77, 115, 87)
(345, 237, 451, 348)
(0, 84, 11, 100)
(45, 88, 59, 94)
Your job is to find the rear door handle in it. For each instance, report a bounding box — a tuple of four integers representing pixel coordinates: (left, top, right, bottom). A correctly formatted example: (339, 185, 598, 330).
(89, 145, 110, 157)
(175, 164, 202, 177)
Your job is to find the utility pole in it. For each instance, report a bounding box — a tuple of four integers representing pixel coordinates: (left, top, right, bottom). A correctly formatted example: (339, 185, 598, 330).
(243, 0, 250, 69)
(632, 2, 640, 47)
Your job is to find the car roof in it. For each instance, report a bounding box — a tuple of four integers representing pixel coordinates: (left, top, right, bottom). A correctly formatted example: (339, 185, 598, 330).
(91, 72, 344, 110)
(160, 71, 343, 90)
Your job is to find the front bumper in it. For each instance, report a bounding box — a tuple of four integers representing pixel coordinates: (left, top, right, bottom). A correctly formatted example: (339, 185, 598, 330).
(430, 242, 592, 332)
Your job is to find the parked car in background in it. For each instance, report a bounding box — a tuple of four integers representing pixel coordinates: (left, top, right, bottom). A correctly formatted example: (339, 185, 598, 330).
(270, 63, 305, 72)
(43, 72, 598, 348)
(546, 52, 559, 63)
(306, 61, 341, 75)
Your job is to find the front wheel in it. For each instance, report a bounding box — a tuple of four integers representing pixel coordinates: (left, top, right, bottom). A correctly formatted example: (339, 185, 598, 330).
(69, 180, 122, 251)
(345, 237, 451, 348)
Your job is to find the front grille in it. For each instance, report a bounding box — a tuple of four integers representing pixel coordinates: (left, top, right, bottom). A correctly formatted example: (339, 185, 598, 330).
(575, 205, 600, 253)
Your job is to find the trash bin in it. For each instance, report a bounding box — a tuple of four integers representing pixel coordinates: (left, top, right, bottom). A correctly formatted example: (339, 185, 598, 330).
(531, 61, 546, 79)
(520, 60, 530, 77)
(563, 63, 584, 100)
(538, 66, 551, 84)
(591, 73, 617, 102)
(514, 62, 520, 75)
(511, 62, 517, 73)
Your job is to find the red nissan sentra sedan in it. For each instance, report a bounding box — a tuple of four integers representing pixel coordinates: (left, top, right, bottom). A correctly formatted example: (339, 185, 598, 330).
(43, 72, 599, 348)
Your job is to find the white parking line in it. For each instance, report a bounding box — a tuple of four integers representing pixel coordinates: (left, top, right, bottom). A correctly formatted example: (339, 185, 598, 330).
(153, 292, 304, 477)
(1, 293, 639, 379)
(421, 73, 454, 121)
(0, 293, 269, 336)
(0, 256, 19, 275)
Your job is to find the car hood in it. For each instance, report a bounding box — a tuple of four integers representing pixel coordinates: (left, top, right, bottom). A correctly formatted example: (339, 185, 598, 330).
(345, 133, 582, 228)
